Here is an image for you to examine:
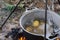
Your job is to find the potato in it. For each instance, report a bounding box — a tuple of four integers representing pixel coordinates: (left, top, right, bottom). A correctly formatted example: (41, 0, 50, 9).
(32, 20, 40, 28)
(26, 26, 32, 32)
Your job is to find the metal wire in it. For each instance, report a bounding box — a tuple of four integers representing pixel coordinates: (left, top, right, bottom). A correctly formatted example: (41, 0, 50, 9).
(0, 0, 21, 29)
(44, 0, 48, 40)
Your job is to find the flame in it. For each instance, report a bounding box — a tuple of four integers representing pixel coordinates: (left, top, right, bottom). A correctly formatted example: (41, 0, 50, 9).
(56, 37, 60, 40)
(19, 37, 26, 40)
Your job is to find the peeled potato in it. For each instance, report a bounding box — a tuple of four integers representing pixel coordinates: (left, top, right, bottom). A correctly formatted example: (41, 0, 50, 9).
(33, 20, 40, 28)
(26, 27, 32, 32)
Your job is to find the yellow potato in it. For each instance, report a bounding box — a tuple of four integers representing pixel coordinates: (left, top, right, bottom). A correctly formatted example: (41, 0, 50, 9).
(33, 20, 40, 28)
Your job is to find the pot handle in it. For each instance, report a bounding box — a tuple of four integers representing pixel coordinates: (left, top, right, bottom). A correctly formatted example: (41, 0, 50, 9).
(25, 7, 38, 12)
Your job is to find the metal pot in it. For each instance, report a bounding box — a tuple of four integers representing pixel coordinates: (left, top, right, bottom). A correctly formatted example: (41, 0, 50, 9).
(19, 8, 60, 39)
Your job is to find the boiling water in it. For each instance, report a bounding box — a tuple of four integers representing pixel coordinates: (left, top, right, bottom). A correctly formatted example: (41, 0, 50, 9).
(25, 20, 53, 35)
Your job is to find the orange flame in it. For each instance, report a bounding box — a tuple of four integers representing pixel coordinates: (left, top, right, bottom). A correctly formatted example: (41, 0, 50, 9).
(19, 37, 26, 40)
(56, 37, 60, 40)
